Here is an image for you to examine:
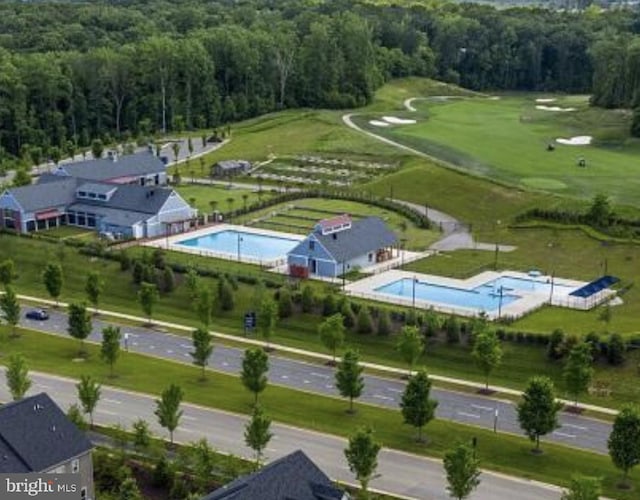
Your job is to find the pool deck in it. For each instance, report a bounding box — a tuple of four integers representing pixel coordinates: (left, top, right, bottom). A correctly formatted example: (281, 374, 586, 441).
(143, 224, 304, 267)
(344, 269, 604, 320)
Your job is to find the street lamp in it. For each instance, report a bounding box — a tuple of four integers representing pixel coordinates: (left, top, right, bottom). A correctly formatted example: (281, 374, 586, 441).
(497, 285, 504, 320)
(493, 219, 501, 270)
(412, 276, 418, 311)
(237, 233, 243, 261)
(548, 270, 555, 305)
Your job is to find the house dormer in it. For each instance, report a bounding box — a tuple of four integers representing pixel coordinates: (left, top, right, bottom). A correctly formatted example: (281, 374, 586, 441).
(314, 214, 352, 237)
(76, 183, 117, 202)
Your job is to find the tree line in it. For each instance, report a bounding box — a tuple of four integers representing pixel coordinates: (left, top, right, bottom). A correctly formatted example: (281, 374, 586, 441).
(0, 0, 639, 168)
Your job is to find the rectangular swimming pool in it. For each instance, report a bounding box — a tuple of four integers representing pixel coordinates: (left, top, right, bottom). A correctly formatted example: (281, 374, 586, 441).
(375, 278, 521, 312)
(176, 230, 300, 261)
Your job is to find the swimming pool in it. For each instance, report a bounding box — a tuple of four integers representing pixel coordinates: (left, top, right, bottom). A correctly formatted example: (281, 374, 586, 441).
(375, 278, 521, 312)
(481, 276, 576, 295)
(176, 230, 300, 261)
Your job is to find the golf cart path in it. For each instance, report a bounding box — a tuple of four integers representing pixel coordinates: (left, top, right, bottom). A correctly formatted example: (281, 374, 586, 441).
(342, 112, 515, 253)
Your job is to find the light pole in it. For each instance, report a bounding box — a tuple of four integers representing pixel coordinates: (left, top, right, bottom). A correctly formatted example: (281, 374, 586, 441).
(493, 219, 501, 270)
(497, 285, 504, 320)
(412, 276, 418, 311)
(548, 270, 555, 305)
(493, 406, 499, 433)
(237, 233, 243, 261)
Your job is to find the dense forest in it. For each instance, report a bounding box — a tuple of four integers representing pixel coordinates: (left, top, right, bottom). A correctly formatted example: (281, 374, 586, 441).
(0, 0, 639, 169)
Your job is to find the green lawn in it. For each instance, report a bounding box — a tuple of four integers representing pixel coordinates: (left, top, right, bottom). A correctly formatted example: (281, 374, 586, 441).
(35, 225, 98, 241)
(175, 183, 275, 214)
(2, 326, 639, 499)
(357, 95, 640, 207)
(235, 197, 441, 250)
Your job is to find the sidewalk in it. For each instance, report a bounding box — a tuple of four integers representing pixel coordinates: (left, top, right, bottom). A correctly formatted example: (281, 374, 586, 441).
(14, 293, 618, 416)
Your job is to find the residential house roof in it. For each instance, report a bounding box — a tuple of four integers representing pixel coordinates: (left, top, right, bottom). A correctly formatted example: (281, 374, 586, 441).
(289, 216, 397, 263)
(54, 152, 165, 182)
(0, 393, 92, 473)
(316, 214, 352, 233)
(76, 182, 118, 196)
(3, 177, 79, 213)
(72, 184, 173, 215)
(203, 450, 347, 500)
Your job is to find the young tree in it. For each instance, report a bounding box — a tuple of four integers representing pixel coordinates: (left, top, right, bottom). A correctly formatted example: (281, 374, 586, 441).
(138, 282, 159, 325)
(561, 475, 602, 500)
(344, 426, 381, 496)
(101, 325, 121, 377)
(563, 342, 593, 408)
(0, 285, 20, 337)
(77, 375, 101, 428)
(91, 139, 104, 159)
(217, 278, 235, 311)
(517, 376, 562, 453)
(194, 285, 214, 327)
(171, 142, 180, 164)
(396, 325, 424, 376)
(132, 419, 152, 453)
(118, 476, 142, 500)
(67, 404, 88, 431)
(608, 404, 640, 486)
(161, 266, 175, 294)
(335, 349, 364, 414)
(6, 354, 32, 401)
(85, 271, 103, 312)
(318, 313, 345, 363)
(42, 263, 63, 306)
(184, 438, 216, 493)
(322, 293, 337, 317)
(185, 267, 199, 299)
(443, 444, 481, 500)
(244, 405, 273, 465)
(241, 348, 269, 405)
(0, 259, 16, 288)
(400, 370, 438, 442)
(377, 309, 392, 336)
(155, 384, 184, 445)
(67, 303, 92, 356)
(471, 329, 503, 390)
(258, 296, 278, 349)
(190, 327, 214, 381)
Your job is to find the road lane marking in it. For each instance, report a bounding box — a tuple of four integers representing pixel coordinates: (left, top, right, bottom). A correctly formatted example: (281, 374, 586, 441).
(553, 431, 576, 438)
(182, 415, 197, 421)
(386, 388, 402, 393)
(303, 380, 310, 384)
(562, 424, 587, 431)
(178, 428, 197, 434)
(166, 350, 174, 354)
(36, 384, 51, 389)
(310, 372, 329, 379)
(281, 375, 288, 379)
(97, 409, 118, 416)
(471, 404, 493, 412)
(148, 345, 155, 349)
(103, 399, 121, 405)
(373, 394, 394, 401)
(325, 384, 334, 389)
(457, 411, 481, 419)
(222, 362, 229, 367)
(180, 344, 191, 349)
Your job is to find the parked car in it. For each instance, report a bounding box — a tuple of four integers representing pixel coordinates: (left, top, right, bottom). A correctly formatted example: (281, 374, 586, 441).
(25, 309, 49, 321)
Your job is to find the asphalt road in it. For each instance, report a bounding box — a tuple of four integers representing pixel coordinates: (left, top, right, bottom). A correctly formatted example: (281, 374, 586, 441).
(1, 370, 564, 500)
(20, 309, 613, 456)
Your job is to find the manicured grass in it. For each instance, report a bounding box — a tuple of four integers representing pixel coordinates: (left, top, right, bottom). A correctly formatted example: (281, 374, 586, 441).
(235, 197, 440, 250)
(36, 225, 98, 241)
(2, 326, 638, 499)
(175, 183, 275, 215)
(358, 95, 640, 207)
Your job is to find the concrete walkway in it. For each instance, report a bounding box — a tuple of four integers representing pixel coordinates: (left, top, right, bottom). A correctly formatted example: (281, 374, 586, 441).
(13, 293, 618, 416)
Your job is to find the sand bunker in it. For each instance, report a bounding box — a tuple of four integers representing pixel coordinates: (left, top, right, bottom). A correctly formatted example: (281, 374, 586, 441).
(536, 105, 576, 112)
(556, 136, 592, 146)
(383, 116, 417, 125)
(536, 98, 556, 103)
(369, 120, 390, 127)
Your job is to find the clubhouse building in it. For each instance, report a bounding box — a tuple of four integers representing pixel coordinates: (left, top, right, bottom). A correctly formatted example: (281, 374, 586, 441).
(287, 215, 398, 278)
(0, 152, 196, 239)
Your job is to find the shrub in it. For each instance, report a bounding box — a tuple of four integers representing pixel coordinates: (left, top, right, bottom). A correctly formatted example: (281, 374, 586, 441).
(585, 331, 601, 360)
(301, 285, 315, 313)
(607, 333, 626, 366)
(152, 248, 166, 269)
(445, 315, 460, 344)
(322, 293, 337, 317)
(162, 266, 175, 294)
(152, 453, 175, 489)
(119, 251, 131, 271)
(132, 260, 144, 285)
(278, 287, 294, 318)
(547, 328, 565, 360)
(356, 306, 374, 334)
(377, 310, 392, 336)
(405, 309, 418, 326)
(340, 300, 356, 329)
(217, 278, 235, 311)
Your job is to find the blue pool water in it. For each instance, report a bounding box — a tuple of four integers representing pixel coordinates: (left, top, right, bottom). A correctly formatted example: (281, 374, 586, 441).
(375, 275, 578, 312)
(176, 230, 300, 260)
(376, 278, 521, 312)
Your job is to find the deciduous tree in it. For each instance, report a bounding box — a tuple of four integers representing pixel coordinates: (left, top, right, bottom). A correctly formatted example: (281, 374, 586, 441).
(244, 405, 273, 465)
(101, 325, 121, 377)
(400, 370, 438, 442)
(85, 271, 103, 312)
(241, 348, 269, 405)
(608, 404, 640, 486)
(42, 263, 63, 306)
(318, 313, 345, 363)
(472, 329, 503, 390)
(443, 444, 481, 500)
(77, 375, 101, 428)
(6, 354, 31, 401)
(190, 327, 213, 381)
(155, 384, 184, 445)
(563, 342, 593, 408)
(0, 285, 20, 337)
(138, 282, 159, 325)
(335, 348, 364, 414)
(396, 325, 424, 376)
(517, 376, 562, 453)
(344, 426, 381, 496)
(67, 302, 92, 356)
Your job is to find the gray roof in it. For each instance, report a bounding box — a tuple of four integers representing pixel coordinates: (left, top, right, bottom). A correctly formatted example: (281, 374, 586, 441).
(204, 450, 346, 500)
(76, 182, 117, 196)
(55, 152, 165, 181)
(72, 184, 173, 214)
(290, 216, 397, 263)
(68, 203, 149, 226)
(5, 177, 79, 212)
(0, 393, 92, 473)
